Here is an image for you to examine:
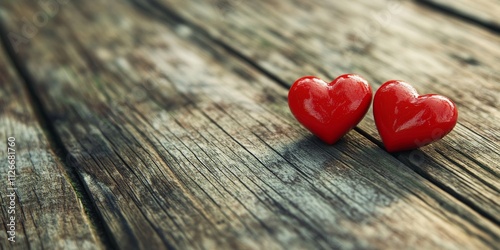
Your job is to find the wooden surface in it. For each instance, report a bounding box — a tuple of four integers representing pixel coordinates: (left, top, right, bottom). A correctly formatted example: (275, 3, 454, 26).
(0, 30, 103, 248)
(417, 0, 500, 32)
(155, 0, 500, 223)
(0, 0, 498, 249)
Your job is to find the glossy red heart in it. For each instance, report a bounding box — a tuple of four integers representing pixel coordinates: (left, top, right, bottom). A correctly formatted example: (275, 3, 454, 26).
(373, 80, 458, 152)
(288, 74, 372, 144)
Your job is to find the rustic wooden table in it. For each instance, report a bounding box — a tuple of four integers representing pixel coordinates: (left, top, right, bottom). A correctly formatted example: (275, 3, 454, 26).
(0, 0, 499, 249)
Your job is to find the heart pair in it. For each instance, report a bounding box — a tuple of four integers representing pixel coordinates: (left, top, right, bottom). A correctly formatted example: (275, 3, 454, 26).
(288, 74, 458, 152)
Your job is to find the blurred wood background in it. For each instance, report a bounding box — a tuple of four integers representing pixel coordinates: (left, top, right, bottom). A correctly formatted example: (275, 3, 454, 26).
(0, 0, 498, 249)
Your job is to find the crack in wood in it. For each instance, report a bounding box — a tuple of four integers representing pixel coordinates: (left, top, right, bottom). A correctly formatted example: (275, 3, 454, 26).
(414, 0, 500, 34)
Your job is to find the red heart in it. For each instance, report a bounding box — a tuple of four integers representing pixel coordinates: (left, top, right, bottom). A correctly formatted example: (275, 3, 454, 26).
(288, 74, 372, 144)
(373, 80, 458, 152)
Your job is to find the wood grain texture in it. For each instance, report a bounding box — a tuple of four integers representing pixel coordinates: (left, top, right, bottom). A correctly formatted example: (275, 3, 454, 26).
(0, 33, 102, 249)
(1, 0, 499, 249)
(154, 0, 500, 223)
(415, 0, 500, 32)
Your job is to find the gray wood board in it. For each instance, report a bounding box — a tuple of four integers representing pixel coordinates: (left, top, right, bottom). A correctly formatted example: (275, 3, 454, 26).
(0, 26, 103, 249)
(0, 0, 498, 249)
(416, 0, 500, 32)
(155, 0, 500, 224)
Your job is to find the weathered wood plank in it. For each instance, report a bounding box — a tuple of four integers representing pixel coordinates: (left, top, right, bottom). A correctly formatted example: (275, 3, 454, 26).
(154, 0, 500, 223)
(1, 0, 499, 249)
(415, 0, 500, 32)
(0, 30, 103, 249)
